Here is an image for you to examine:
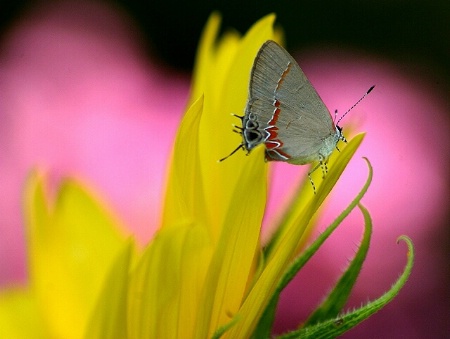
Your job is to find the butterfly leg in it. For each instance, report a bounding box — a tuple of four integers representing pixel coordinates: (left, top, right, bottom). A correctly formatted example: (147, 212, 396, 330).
(308, 155, 329, 194)
(308, 162, 321, 194)
(318, 154, 328, 179)
(218, 144, 245, 162)
(218, 113, 246, 162)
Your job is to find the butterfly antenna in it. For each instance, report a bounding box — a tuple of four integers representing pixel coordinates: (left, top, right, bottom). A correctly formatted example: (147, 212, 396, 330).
(336, 85, 375, 126)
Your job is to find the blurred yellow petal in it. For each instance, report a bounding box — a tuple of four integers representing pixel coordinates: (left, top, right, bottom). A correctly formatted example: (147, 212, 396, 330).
(24, 171, 126, 338)
(162, 95, 207, 228)
(189, 12, 221, 107)
(0, 289, 46, 338)
(128, 223, 212, 339)
(84, 240, 134, 339)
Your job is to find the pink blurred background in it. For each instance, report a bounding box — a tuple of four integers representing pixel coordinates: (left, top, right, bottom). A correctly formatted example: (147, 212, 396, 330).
(1, 1, 449, 338)
(0, 1, 189, 283)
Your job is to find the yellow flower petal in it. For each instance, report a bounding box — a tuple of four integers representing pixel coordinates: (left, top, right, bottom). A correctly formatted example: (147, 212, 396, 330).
(0, 289, 46, 338)
(84, 239, 134, 339)
(128, 223, 212, 339)
(162, 95, 207, 229)
(194, 145, 267, 338)
(24, 171, 125, 338)
(189, 12, 221, 107)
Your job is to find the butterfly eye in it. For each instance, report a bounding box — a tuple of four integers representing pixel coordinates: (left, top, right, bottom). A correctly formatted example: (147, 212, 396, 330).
(245, 120, 259, 129)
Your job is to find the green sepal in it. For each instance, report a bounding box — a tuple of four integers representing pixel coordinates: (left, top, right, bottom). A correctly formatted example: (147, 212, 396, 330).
(278, 235, 414, 339)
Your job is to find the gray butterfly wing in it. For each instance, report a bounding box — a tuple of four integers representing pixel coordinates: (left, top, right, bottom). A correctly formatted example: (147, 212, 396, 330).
(246, 40, 337, 164)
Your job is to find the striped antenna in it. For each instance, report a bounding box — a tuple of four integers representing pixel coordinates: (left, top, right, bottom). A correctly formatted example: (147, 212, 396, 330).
(336, 85, 375, 126)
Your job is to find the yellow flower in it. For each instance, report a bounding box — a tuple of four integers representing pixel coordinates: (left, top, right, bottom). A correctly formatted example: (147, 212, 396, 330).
(0, 12, 413, 339)
(127, 13, 367, 339)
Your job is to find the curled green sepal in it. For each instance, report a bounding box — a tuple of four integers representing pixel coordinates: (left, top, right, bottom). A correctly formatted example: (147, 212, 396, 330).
(252, 157, 373, 338)
(278, 236, 415, 339)
(303, 202, 372, 326)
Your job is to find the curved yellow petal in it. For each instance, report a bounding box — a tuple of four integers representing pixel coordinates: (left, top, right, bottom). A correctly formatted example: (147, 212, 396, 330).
(189, 12, 221, 107)
(162, 95, 207, 229)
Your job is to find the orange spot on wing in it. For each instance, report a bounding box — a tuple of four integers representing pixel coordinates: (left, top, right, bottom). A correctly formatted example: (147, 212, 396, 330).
(276, 63, 292, 91)
(264, 62, 293, 160)
(265, 126, 279, 141)
(268, 104, 281, 126)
